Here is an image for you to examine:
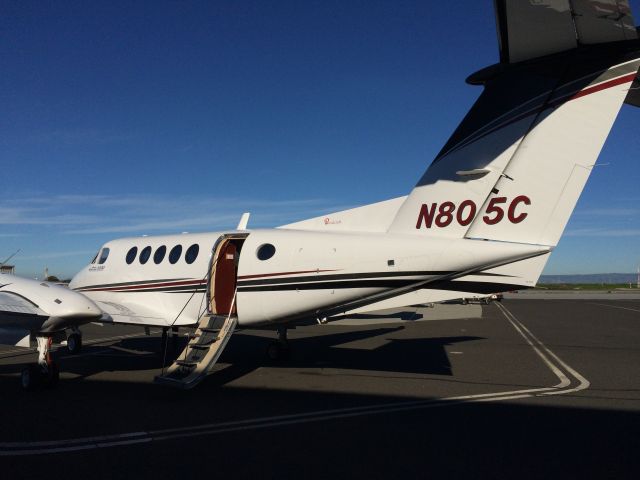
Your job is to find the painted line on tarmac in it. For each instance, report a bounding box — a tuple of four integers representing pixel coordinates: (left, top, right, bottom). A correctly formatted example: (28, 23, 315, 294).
(0, 303, 588, 456)
(495, 302, 590, 396)
(588, 302, 640, 314)
(0, 331, 161, 360)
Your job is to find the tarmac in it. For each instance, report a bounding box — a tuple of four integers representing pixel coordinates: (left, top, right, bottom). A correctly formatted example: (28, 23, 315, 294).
(1, 295, 639, 479)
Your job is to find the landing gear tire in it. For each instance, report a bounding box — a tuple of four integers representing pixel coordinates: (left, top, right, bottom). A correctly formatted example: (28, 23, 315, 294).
(67, 333, 82, 354)
(20, 365, 40, 391)
(20, 362, 58, 390)
(266, 341, 290, 361)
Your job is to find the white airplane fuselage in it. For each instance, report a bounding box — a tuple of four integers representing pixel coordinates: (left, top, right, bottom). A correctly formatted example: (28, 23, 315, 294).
(69, 229, 547, 328)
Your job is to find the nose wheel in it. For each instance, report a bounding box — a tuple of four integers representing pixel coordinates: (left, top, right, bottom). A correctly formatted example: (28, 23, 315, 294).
(66, 329, 83, 355)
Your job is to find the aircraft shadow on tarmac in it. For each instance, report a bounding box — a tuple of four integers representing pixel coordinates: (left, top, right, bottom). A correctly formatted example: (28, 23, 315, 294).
(0, 325, 483, 386)
(1, 380, 639, 480)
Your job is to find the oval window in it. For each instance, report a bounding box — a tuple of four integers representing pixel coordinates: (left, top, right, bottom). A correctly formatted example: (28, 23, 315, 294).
(98, 248, 110, 265)
(185, 244, 199, 264)
(154, 245, 167, 264)
(169, 245, 182, 264)
(139, 246, 152, 264)
(126, 247, 138, 265)
(256, 243, 276, 261)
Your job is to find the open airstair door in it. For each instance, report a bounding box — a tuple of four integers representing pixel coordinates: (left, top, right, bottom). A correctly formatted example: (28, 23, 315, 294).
(207, 234, 248, 315)
(155, 233, 248, 389)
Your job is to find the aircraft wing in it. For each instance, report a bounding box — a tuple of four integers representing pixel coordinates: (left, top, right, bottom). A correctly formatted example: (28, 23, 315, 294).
(0, 292, 43, 346)
(0, 291, 43, 317)
(93, 299, 196, 327)
(0, 291, 49, 331)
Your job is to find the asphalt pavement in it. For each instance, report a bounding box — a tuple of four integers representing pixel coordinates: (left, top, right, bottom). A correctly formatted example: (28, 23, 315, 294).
(1, 298, 639, 479)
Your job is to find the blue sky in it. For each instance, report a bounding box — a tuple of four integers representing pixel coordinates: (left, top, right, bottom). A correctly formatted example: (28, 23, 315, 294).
(1, 0, 639, 279)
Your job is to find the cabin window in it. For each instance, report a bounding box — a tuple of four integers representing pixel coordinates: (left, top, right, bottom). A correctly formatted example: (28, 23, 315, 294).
(139, 246, 152, 264)
(256, 243, 276, 261)
(98, 248, 110, 265)
(185, 244, 199, 264)
(154, 245, 167, 264)
(126, 247, 138, 264)
(169, 245, 182, 264)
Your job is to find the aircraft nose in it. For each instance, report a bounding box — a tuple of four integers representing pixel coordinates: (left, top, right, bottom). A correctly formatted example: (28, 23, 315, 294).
(56, 290, 103, 320)
(79, 296, 102, 319)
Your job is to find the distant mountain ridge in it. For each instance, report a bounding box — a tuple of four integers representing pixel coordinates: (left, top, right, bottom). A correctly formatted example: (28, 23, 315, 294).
(539, 273, 638, 284)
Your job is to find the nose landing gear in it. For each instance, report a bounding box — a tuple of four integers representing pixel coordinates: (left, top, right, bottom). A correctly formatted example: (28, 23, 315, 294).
(21, 336, 59, 390)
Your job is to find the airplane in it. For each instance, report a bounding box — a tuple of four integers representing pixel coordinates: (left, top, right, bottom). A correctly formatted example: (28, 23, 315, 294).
(0, 272, 102, 388)
(4, 0, 640, 389)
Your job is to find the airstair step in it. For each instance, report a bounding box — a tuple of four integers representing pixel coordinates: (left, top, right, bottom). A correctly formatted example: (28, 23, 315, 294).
(154, 374, 190, 387)
(176, 360, 198, 368)
(200, 327, 221, 334)
(154, 301, 238, 389)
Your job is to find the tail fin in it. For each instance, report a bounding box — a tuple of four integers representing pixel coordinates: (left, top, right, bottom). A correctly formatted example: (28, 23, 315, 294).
(388, 0, 640, 248)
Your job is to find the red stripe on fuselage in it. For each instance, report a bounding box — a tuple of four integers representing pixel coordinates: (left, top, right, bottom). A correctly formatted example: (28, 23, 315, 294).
(78, 270, 343, 292)
(570, 73, 637, 100)
(80, 278, 205, 292)
(237, 269, 340, 280)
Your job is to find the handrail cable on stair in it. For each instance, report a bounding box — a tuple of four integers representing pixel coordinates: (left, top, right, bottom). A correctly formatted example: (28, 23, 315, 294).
(159, 240, 230, 376)
(159, 272, 207, 376)
(154, 289, 238, 388)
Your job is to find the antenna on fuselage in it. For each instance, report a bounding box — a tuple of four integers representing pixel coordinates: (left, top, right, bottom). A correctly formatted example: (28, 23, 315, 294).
(237, 212, 250, 230)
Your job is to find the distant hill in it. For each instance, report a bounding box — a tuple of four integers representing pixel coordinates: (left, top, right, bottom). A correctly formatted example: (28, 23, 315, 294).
(539, 273, 638, 284)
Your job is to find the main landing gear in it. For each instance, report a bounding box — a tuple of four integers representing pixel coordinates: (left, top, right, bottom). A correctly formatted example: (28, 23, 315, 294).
(159, 326, 180, 362)
(266, 326, 291, 361)
(21, 336, 59, 390)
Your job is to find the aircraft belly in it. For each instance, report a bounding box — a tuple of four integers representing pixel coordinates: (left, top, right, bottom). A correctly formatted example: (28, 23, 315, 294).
(237, 287, 385, 326)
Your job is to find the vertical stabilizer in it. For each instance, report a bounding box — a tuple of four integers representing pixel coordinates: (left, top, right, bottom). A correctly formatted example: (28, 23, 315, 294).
(388, 0, 640, 253)
(465, 56, 640, 246)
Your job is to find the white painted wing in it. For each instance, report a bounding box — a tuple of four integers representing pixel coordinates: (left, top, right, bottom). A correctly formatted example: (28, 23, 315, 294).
(0, 292, 44, 346)
(0, 291, 42, 316)
(94, 300, 195, 327)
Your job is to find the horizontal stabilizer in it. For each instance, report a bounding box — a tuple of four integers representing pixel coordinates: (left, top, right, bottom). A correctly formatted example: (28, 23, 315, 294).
(496, 0, 638, 64)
